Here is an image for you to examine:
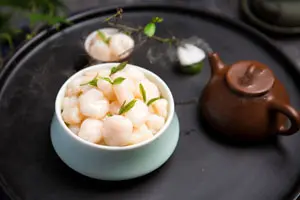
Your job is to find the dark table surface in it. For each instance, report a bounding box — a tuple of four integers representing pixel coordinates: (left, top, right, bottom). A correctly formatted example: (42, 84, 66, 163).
(1, 0, 300, 199)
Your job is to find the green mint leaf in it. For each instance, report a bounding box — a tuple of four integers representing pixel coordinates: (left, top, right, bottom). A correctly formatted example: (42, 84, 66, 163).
(110, 61, 128, 75)
(101, 77, 113, 84)
(152, 17, 163, 23)
(147, 97, 161, 106)
(97, 30, 110, 44)
(119, 100, 126, 112)
(139, 83, 147, 102)
(113, 77, 126, 85)
(119, 100, 137, 115)
(97, 30, 106, 41)
(89, 79, 98, 86)
(144, 23, 156, 37)
(106, 37, 111, 44)
(80, 73, 99, 86)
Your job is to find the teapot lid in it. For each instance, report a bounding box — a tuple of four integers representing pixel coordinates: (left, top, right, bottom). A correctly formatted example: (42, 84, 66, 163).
(226, 61, 275, 96)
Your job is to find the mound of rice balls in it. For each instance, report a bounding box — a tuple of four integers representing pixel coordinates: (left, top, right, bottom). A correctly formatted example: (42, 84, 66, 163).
(85, 28, 134, 62)
(62, 62, 168, 147)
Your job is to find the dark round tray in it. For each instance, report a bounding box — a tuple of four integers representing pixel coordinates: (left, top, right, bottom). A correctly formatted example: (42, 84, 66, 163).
(1, 4, 300, 200)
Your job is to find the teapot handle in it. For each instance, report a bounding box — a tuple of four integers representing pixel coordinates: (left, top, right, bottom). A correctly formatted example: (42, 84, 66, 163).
(268, 101, 300, 135)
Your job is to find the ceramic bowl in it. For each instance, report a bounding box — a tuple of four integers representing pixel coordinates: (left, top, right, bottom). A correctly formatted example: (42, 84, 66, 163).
(50, 63, 180, 180)
(84, 28, 134, 62)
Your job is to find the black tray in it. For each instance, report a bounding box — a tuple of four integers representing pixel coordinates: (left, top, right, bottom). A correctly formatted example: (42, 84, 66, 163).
(1, 4, 300, 200)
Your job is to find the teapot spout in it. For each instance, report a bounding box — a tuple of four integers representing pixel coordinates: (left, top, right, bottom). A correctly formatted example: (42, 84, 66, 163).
(209, 53, 226, 75)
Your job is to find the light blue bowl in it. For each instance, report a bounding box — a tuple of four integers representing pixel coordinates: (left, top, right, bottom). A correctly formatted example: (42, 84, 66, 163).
(50, 63, 180, 180)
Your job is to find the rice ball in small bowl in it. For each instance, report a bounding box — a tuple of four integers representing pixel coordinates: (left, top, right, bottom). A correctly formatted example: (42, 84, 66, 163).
(50, 62, 179, 180)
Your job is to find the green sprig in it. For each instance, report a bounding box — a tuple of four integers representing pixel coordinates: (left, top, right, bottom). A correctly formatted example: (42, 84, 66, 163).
(144, 17, 163, 37)
(101, 77, 125, 85)
(113, 77, 126, 85)
(80, 73, 99, 86)
(119, 99, 137, 115)
(147, 97, 161, 106)
(101, 77, 113, 84)
(110, 61, 128, 75)
(139, 83, 147, 102)
(144, 23, 156, 37)
(152, 17, 163, 23)
(105, 8, 123, 22)
(97, 30, 110, 44)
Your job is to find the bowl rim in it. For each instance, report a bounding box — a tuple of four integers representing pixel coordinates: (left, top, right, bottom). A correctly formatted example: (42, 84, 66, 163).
(55, 62, 175, 151)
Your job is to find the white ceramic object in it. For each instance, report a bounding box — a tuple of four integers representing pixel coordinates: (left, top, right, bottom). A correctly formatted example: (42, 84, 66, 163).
(84, 28, 134, 62)
(50, 63, 180, 180)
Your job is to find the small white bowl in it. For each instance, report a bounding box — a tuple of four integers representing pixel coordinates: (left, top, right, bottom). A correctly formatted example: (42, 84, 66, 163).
(50, 63, 180, 180)
(84, 28, 134, 62)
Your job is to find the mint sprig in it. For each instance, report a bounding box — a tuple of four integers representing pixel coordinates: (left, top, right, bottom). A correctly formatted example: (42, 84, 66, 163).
(96, 30, 110, 44)
(143, 17, 163, 37)
(139, 83, 147, 102)
(113, 77, 126, 85)
(80, 73, 99, 86)
(110, 61, 128, 75)
(147, 97, 161, 106)
(101, 77, 113, 84)
(119, 100, 137, 115)
(101, 77, 125, 85)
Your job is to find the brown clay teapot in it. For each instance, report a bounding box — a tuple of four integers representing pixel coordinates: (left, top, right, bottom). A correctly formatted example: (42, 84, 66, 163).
(200, 53, 300, 141)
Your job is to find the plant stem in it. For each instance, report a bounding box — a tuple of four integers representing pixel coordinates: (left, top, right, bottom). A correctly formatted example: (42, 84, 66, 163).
(152, 35, 175, 43)
(108, 22, 177, 44)
(107, 22, 141, 32)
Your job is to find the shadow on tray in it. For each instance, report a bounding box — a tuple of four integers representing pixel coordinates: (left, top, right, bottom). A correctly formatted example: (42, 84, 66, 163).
(196, 108, 288, 156)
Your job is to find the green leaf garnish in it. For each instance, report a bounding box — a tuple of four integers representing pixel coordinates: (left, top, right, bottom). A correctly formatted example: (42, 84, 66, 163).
(119, 100, 126, 112)
(113, 77, 126, 85)
(97, 30, 106, 40)
(107, 113, 113, 117)
(139, 84, 147, 102)
(97, 30, 110, 44)
(147, 97, 161, 106)
(101, 77, 113, 84)
(144, 23, 156, 37)
(110, 61, 128, 75)
(119, 100, 137, 115)
(80, 73, 99, 86)
(106, 37, 111, 44)
(152, 17, 163, 23)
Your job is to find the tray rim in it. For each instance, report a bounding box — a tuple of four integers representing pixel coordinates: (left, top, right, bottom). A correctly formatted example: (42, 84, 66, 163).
(0, 3, 300, 200)
(2, 3, 300, 92)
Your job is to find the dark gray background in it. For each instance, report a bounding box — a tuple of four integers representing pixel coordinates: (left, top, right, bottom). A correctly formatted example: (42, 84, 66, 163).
(1, 0, 300, 199)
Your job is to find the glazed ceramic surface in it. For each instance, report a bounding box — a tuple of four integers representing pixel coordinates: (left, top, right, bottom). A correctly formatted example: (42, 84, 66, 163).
(2, 5, 300, 200)
(200, 53, 300, 141)
(50, 63, 179, 180)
